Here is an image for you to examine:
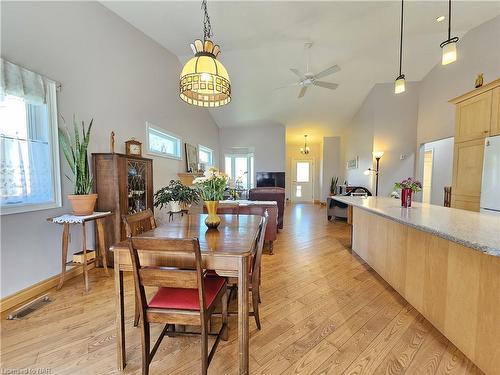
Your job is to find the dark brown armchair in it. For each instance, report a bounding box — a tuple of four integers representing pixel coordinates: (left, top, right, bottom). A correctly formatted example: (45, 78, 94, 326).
(249, 187, 285, 229)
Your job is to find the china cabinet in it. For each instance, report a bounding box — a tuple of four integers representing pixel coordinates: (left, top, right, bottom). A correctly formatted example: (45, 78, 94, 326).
(92, 153, 153, 264)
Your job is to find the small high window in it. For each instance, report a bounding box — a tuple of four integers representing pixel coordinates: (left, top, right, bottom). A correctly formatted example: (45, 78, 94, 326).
(146, 123, 182, 160)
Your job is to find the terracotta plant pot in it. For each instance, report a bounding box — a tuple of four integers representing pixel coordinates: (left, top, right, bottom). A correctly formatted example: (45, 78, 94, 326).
(68, 194, 98, 216)
(204, 201, 221, 229)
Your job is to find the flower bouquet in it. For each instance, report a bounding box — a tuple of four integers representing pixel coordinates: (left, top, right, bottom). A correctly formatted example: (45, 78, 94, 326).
(393, 177, 422, 208)
(193, 168, 229, 228)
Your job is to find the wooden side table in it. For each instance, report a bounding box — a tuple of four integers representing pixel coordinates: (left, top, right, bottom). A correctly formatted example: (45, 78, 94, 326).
(47, 211, 112, 291)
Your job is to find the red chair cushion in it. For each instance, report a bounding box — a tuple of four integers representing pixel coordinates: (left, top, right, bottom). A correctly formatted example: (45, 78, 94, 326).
(148, 276, 226, 310)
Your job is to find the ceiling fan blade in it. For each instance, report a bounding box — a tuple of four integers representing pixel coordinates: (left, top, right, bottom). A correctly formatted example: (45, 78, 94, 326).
(314, 65, 340, 79)
(313, 81, 339, 90)
(298, 86, 307, 98)
(290, 68, 305, 79)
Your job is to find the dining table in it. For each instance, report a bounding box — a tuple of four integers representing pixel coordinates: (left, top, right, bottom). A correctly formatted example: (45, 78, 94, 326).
(110, 213, 262, 375)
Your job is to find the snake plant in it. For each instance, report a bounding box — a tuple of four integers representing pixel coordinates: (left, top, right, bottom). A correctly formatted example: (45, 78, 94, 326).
(58, 116, 94, 195)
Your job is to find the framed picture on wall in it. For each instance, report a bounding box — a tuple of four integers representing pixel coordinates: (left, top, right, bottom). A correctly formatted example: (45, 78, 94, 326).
(185, 143, 199, 172)
(346, 156, 359, 169)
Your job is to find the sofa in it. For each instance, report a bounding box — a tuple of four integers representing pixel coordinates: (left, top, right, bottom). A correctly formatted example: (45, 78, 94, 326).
(249, 187, 285, 229)
(203, 200, 279, 253)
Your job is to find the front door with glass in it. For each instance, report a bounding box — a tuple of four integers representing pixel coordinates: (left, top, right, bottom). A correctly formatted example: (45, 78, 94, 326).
(291, 159, 314, 202)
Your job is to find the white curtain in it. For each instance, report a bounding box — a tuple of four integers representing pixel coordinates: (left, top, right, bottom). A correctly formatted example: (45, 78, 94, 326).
(0, 137, 52, 205)
(0, 58, 46, 105)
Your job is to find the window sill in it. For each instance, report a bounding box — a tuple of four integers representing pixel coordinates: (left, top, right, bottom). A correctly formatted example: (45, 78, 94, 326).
(1, 201, 62, 215)
(147, 150, 182, 161)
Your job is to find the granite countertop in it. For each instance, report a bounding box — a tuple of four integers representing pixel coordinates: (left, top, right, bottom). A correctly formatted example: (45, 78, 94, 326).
(333, 196, 500, 257)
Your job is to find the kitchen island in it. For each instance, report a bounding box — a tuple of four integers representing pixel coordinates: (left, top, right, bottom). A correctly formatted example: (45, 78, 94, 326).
(334, 196, 500, 375)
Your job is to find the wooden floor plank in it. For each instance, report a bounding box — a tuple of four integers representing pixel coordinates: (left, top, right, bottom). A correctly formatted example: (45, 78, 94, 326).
(0, 203, 483, 374)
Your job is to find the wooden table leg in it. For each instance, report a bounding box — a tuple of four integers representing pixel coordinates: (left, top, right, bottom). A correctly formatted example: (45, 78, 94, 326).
(57, 223, 70, 290)
(81, 222, 89, 292)
(238, 256, 249, 375)
(96, 218, 109, 275)
(115, 254, 126, 370)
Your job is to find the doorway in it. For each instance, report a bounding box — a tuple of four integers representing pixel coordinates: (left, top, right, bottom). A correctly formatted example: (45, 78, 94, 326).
(291, 159, 314, 202)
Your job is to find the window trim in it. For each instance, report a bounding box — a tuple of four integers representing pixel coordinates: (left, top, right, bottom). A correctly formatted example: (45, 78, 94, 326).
(145, 122, 182, 160)
(1, 83, 62, 215)
(198, 144, 214, 167)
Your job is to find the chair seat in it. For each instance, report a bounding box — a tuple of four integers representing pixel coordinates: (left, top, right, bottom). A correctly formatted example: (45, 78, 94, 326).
(148, 276, 226, 310)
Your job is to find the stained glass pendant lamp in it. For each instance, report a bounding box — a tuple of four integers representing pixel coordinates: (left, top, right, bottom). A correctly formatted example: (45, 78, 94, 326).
(394, 0, 406, 94)
(179, 0, 231, 107)
(440, 0, 459, 65)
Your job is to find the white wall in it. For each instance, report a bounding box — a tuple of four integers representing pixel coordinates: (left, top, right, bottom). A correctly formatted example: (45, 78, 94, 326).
(417, 137, 454, 206)
(0, 2, 220, 298)
(219, 125, 286, 175)
(321, 137, 341, 201)
(342, 82, 419, 197)
(417, 16, 500, 146)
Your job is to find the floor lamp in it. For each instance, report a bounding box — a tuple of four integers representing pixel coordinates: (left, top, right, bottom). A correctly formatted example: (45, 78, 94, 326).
(364, 151, 384, 196)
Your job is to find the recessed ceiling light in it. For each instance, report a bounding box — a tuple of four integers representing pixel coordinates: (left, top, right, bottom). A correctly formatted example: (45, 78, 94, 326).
(436, 15, 446, 22)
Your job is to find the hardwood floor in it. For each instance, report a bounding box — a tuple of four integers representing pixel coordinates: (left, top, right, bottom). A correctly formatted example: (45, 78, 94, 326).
(1, 203, 483, 374)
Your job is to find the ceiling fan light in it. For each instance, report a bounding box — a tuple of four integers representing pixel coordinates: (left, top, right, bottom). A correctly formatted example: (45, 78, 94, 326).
(394, 74, 406, 94)
(441, 40, 457, 65)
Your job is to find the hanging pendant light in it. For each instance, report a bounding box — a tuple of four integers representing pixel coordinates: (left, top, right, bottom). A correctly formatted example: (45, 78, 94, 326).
(440, 0, 459, 65)
(394, 0, 406, 94)
(179, 0, 231, 107)
(300, 135, 310, 155)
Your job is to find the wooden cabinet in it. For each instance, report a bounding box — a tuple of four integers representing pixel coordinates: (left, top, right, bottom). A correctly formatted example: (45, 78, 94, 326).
(491, 87, 500, 136)
(450, 79, 500, 211)
(92, 153, 153, 264)
(454, 91, 492, 142)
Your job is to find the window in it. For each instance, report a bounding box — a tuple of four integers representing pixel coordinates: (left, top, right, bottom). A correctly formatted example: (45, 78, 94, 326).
(224, 154, 254, 189)
(0, 62, 61, 215)
(146, 123, 181, 159)
(198, 145, 214, 167)
(296, 162, 310, 182)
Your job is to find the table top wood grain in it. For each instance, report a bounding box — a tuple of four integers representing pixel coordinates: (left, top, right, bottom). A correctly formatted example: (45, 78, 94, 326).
(111, 214, 261, 257)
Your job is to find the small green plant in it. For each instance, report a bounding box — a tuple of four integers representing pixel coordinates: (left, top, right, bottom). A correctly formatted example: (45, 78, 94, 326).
(154, 180, 199, 209)
(394, 177, 422, 193)
(58, 116, 93, 195)
(330, 176, 339, 195)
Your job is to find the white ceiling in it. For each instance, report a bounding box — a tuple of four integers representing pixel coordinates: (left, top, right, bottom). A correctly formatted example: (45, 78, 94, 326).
(102, 1, 500, 143)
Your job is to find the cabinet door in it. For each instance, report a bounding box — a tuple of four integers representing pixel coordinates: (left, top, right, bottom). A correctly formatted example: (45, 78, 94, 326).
(451, 195, 480, 212)
(455, 91, 492, 142)
(451, 139, 485, 199)
(491, 87, 500, 136)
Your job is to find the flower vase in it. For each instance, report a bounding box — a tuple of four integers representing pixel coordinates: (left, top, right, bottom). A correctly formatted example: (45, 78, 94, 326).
(401, 188, 412, 208)
(204, 201, 221, 229)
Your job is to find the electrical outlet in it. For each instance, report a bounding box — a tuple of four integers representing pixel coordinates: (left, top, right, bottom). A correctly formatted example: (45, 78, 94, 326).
(400, 154, 407, 160)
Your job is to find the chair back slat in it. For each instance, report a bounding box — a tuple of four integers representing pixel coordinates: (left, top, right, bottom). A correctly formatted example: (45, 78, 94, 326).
(251, 211, 269, 287)
(128, 236, 207, 320)
(123, 209, 157, 237)
(139, 267, 199, 289)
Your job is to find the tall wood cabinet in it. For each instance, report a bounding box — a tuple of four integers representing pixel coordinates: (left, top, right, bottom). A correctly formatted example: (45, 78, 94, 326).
(92, 153, 153, 264)
(450, 79, 500, 211)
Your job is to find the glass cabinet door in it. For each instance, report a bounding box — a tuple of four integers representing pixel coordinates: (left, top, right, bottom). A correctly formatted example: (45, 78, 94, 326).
(127, 159, 148, 214)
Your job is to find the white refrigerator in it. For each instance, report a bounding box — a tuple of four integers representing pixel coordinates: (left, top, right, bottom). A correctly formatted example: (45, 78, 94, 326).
(480, 135, 500, 215)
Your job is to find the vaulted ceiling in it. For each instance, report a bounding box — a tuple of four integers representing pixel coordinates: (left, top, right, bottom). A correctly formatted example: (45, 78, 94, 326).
(103, 1, 500, 142)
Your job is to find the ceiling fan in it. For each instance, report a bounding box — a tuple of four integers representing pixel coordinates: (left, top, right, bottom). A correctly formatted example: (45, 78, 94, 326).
(276, 42, 340, 99)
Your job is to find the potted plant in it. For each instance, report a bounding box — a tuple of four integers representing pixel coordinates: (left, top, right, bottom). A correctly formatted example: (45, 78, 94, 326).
(153, 180, 199, 213)
(58, 116, 97, 216)
(330, 176, 339, 196)
(394, 177, 422, 208)
(193, 168, 229, 229)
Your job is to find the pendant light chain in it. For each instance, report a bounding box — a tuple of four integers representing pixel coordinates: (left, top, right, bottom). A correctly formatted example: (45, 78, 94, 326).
(398, 0, 404, 77)
(447, 0, 452, 40)
(202, 0, 212, 41)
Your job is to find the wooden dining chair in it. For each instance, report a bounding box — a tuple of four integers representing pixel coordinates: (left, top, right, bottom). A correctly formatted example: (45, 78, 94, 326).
(122, 209, 157, 237)
(444, 186, 452, 207)
(123, 209, 158, 327)
(128, 236, 228, 375)
(215, 211, 268, 329)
